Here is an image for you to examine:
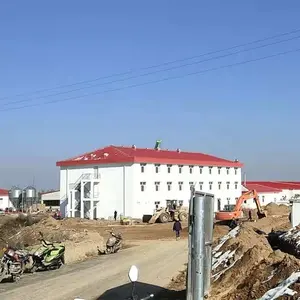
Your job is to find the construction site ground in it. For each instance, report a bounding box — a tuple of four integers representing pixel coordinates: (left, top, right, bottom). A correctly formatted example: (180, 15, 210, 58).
(0, 202, 295, 299)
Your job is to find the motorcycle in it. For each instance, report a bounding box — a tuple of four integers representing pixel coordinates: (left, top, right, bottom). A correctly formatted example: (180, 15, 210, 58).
(128, 265, 154, 300)
(73, 265, 154, 300)
(97, 231, 123, 255)
(0, 244, 31, 282)
(30, 233, 65, 272)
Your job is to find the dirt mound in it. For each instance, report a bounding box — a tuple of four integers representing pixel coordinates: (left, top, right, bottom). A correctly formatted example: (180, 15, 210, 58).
(211, 225, 273, 299)
(264, 202, 290, 216)
(228, 251, 300, 299)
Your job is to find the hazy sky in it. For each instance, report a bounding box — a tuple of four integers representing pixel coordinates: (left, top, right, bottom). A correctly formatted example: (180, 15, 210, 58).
(0, 1, 299, 190)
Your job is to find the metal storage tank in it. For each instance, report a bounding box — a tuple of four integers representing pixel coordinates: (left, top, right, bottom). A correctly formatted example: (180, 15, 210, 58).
(25, 186, 36, 199)
(10, 187, 22, 199)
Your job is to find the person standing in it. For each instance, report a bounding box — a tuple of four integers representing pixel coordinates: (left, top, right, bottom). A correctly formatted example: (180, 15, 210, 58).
(173, 218, 182, 240)
(114, 210, 117, 221)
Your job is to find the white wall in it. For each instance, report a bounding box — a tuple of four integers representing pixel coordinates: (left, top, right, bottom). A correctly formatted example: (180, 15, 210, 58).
(60, 163, 134, 219)
(0, 195, 13, 210)
(59, 162, 242, 219)
(42, 191, 60, 201)
(132, 163, 242, 216)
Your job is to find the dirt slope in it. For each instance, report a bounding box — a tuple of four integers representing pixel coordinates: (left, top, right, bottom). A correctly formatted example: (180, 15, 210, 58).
(0, 240, 188, 300)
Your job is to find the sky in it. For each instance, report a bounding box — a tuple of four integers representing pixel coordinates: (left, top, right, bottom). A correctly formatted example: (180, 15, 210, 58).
(0, 1, 300, 190)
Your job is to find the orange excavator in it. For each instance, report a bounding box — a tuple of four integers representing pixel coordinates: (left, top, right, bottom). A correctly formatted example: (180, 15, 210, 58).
(215, 190, 267, 225)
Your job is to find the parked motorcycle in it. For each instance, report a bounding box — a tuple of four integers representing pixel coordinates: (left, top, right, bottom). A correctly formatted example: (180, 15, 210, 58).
(73, 266, 154, 300)
(0, 244, 31, 282)
(127, 265, 154, 300)
(30, 233, 65, 272)
(97, 231, 123, 255)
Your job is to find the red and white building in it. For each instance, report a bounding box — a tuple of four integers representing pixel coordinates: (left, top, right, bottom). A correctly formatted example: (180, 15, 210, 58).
(56, 145, 243, 219)
(242, 181, 300, 208)
(0, 189, 13, 210)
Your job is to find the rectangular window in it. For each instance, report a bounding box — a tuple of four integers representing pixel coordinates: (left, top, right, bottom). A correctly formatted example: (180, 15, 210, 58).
(199, 182, 203, 190)
(154, 201, 160, 209)
(178, 181, 183, 191)
(167, 164, 172, 173)
(262, 196, 265, 203)
(226, 181, 230, 190)
(140, 163, 146, 173)
(155, 164, 160, 173)
(93, 166, 99, 179)
(155, 181, 160, 192)
(209, 181, 213, 190)
(226, 167, 230, 175)
(140, 182, 146, 192)
(189, 165, 193, 174)
(167, 182, 172, 191)
(178, 165, 183, 174)
(234, 168, 238, 175)
(199, 166, 203, 174)
(189, 181, 194, 188)
(235, 182, 238, 189)
(218, 167, 221, 175)
(227, 197, 230, 205)
(218, 182, 221, 190)
(209, 167, 213, 175)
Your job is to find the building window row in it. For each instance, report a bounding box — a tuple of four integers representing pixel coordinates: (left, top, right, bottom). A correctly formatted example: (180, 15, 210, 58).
(141, 163, 238, 175)
(140, 181, 239, 192)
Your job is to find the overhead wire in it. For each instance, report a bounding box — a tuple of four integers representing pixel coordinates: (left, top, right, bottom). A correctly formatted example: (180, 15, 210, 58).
(2, 33, 300, 107)
(1, 27, 300, 101)
(1, 47, 299, 113)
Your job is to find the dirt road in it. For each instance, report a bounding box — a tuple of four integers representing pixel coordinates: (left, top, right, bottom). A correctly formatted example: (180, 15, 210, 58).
(0, 239, 187, 300)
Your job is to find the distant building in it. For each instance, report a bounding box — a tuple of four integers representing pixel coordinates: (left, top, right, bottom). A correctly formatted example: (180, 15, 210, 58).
(242, 181, 300, 208)
(41, 190, 60, 210)
(0, 189, 14, 210)
(56, 144, 243, 219)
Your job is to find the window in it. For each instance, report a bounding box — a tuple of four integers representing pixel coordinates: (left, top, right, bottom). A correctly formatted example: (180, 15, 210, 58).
(235, 197, 239, 201)
(209, 181, 213, 190)
(178, 165, 183, 174)
(155, 164, 160, 173)
(167, 164, 172, 173)
(227, 197, 230, 205)
(262, 196, 265, 203)
(199, 182, 203, 190)
(154, 201, 160, 209)
(218, 167, 221, 175)
(167, 182, 172, 191)
(178, 200, 183, 206)
(189, 165, 193, 174)
(93, 166, 99, 178)
(140, 182, 146, 192)
(178, 181, 183, 191)
(155, 181, 160, 192)
(235, 182, 238, 189)
(140, 163, 146, 173)
(218, 182, 221, 190)
(209, 167, 213, 175)
(199, 166, 203, 174)
(226, 182, 230, 190)
(189, 181, 194, 188)
(217, 199, 221, 211)
(234, 168, 238, 175)
(226, 167, 230, 175)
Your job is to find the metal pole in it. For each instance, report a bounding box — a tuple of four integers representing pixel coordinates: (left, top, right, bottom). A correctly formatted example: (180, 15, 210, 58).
(186, 186, 194, 300)
(192, 194, 205, 300)
(202, 193, 215, 296)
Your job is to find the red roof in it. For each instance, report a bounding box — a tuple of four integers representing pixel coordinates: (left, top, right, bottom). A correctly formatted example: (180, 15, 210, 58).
(0, 189, 8, 196)
(56, 145, 243, 168)
(247, 181, 300, 190)
(243, 183, 282, 193)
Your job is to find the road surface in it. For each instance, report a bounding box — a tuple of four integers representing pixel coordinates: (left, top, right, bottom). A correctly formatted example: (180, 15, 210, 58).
(0, 240, 187, 300)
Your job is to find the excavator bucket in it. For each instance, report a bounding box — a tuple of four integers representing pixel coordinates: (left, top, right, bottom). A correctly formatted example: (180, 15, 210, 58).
(257, 210, 267, 219)
(148, 211, 161, 224)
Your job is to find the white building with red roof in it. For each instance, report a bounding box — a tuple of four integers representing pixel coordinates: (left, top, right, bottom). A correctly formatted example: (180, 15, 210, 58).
(242, 181, 300, 208)
(56, 144, 243, 219)
(0, 188, 13, 210)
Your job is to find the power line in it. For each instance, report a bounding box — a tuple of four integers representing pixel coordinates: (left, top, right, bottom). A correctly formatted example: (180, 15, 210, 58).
(1, 47, 299, 113)
(3, 34, 300, 107)
(1, 27, 300, 101)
